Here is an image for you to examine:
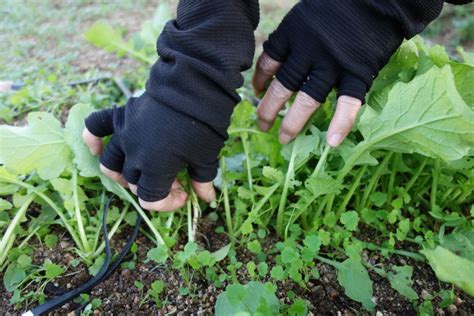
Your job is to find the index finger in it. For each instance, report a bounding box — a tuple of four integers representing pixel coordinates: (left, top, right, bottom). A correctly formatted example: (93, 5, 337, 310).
(252, 52, 281, 97)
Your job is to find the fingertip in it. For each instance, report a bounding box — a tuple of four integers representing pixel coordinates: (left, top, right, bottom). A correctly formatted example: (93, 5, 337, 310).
(191, 180, 216, 203)
(326, 95, 362, 148)
(82, 128, 103, 156)
(326, 133, 343, 148)
(128, 183, 138, 195)
(138, 189, 188, 212)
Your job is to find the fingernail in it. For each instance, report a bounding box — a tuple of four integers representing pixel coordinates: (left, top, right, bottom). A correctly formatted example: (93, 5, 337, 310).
(328, 133, 343, 147)
(259, 122, 270, 131)
(279, 132, 292, 144)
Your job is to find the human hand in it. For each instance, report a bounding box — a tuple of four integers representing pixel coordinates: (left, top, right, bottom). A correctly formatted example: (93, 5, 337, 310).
(252, 0, 410, 147)
(83, 93, 221, 212)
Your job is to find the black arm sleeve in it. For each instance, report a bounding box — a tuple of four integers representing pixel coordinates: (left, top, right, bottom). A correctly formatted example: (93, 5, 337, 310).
(145, 0, 259, 139)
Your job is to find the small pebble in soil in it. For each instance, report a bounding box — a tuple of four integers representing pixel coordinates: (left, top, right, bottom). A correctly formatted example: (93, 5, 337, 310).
(421, 289, 432, 300)
(447, 304, 458, 315)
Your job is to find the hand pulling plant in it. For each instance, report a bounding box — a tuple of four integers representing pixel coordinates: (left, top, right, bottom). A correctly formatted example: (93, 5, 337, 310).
(1, 10, 473, 314)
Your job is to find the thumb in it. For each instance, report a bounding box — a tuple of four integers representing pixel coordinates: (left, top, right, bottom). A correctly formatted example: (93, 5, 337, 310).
(82, 127, 104, 156)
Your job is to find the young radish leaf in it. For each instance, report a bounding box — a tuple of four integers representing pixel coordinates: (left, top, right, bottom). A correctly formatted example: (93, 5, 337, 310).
(337, 258, 375, 311)
(387, 265, 418, 301)
(0, 112, 71, 180)
(215, 281, 279, 315)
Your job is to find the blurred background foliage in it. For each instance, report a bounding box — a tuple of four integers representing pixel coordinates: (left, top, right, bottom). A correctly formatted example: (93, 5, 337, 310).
(0, 0, 472, 122)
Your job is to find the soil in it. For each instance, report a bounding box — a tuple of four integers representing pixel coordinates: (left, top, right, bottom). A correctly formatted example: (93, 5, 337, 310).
(1, 212, 473, 316)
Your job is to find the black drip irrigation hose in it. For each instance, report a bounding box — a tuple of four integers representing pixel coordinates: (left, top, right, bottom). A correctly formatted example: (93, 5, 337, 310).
(22, 196, 142, 316)
(1, 77, 132, 98)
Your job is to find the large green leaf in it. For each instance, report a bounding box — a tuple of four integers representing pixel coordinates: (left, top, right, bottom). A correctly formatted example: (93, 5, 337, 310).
(0, 112, 71, 179)
(350, 66, 474, 167)
(421, 246, 474, 296)
(64, 103, 100, 177)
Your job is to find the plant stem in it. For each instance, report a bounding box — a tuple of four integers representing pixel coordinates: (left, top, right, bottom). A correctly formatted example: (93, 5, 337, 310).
(314, 255, 342, 269)
(404, 157, 428, 193)
(7, 179, 84, 252)
(235, 183, 280, 237)
(311, 145, 331, 178)
(220, 157, 233, 235)
(386, 154, 399, 207)
(336, 165, 368, 217)
(277, 140, 298, 236)
(430, 159, 440, 211)
(360, 152, 393, 208)
(187, 199, 193, 243)
(241, 133, 254, 193)
(118, 186, 165, 245)
(191, 189, 200, 242)
(72, 169, 91, 253)
(0, 196, 34, 267)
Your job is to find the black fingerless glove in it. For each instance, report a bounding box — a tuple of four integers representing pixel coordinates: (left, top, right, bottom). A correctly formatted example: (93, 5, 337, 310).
(85, 93, 225, 201)
(263, 0, 448, 103)
(85, 0, 259, 201)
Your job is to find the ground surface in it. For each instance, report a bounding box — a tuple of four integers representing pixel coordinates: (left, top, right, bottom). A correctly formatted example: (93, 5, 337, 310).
(1, 214, 474, 315)
(1, 1, 473, 315)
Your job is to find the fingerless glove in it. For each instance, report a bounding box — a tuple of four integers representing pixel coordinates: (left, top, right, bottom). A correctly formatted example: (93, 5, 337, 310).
(85, 0, 259, 201)
(263, 0, 454, 103)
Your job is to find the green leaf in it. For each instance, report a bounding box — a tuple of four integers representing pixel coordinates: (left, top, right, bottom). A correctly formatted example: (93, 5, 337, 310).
(88, 256, 105, 276)
(441, 230, 474, 261)
(355, 66, 474, 163)
(211, 244, 231, 262)
(258, 262, 268, 277)
(65, 103, 100, 177)
(41, 230, 62, 254)
(44, 260, 65, 279)
(147, 246, 169, 264)
(387, 265, 418, 301)
(288, 299, 308, 316)
(421, 246, 474, 296)
(305, 172, 342, 198)
(282, 132, 320, 166)
(270, 265, 286, 281)
(85, 22, 126, 54)
(457, 46, 474, 66)
(337, 258, 375, 311)
(3, 263, 26, 292)
(215, 281, 280, 316)
(451, 63, 474, 108)
(0, 112, 71, 179)
(0, 198, 13, 212)
(262, 166, 284, 184)
(340, 211, 359, 231)
(281, 247, 299, 264)
(303, 234, 321, 253)
(247, 240, 262, 254)
(150, 280, 165, 295)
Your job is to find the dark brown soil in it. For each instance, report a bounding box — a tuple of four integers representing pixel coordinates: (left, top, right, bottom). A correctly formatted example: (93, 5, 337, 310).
(1, 213, 473, 316)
